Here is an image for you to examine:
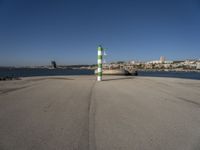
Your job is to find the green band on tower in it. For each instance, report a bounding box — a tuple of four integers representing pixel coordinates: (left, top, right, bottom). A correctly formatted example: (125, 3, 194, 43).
(98, 55, 103, 59)
(98, 64, 102, 68)
(98, 72, 102, 76)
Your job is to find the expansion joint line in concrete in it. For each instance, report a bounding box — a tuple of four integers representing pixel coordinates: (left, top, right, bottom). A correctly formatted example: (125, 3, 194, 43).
(88, 80, 97, 150)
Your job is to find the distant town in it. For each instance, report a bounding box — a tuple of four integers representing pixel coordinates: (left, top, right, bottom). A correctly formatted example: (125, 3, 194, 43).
(1, 56, 200, 72)
(104, 56, 200, 72)
(73, 56, 200, 72)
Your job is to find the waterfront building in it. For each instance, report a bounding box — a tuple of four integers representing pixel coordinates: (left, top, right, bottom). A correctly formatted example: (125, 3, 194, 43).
(164, 64, 171, 69)
(197, 62, 200, 70)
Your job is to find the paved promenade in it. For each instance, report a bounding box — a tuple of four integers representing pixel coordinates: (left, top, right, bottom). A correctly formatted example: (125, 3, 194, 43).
(0, 76, 200, 150)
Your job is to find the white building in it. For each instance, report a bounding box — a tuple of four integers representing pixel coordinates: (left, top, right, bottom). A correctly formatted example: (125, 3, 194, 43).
(130, 60, 144, 65)
(146, 60, 161, 64)
(164, 60, 173, 64)
(146, 56, 172, 64)
(197, 62, 200, 70)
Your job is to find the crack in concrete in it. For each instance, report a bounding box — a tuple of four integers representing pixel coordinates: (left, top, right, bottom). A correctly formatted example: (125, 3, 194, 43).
(0, 86, 29, 94)
(176, 96, 200, 107)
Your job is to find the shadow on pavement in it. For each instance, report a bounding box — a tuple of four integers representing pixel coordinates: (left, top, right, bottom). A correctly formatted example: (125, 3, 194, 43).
(102, 77, 134, 81)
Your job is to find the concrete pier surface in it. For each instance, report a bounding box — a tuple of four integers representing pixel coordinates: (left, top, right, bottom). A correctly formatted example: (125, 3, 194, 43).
(0, 76, 200, 150)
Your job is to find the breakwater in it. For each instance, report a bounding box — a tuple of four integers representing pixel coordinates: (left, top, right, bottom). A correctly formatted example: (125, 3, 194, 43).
(0, 76, 200, 150)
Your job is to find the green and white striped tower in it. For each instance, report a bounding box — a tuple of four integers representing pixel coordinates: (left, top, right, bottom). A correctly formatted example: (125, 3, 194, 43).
(97, 45, 103, 81)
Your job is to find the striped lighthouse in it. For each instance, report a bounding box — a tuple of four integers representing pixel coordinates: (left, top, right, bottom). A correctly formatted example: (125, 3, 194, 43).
(97, 45, 103, 81)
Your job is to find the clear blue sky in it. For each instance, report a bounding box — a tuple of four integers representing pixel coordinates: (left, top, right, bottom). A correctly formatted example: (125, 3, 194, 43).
(0, 0, 200, 66)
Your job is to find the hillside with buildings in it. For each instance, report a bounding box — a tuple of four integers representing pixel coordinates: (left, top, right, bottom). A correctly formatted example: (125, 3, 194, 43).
(89, 56, 200, 72)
